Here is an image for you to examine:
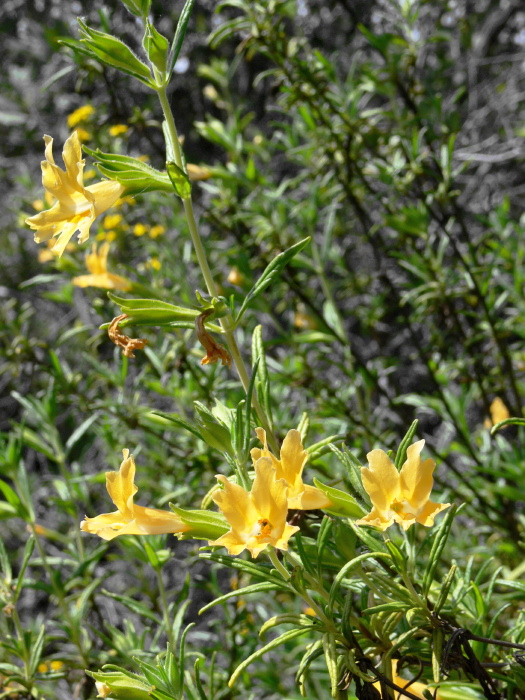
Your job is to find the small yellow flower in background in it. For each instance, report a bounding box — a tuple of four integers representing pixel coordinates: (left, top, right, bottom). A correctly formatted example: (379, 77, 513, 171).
(38, 663, 48, 673)
(133, 222, 148, 237)
(146, 257, 161, 271)
(37, 237, 75, 263)
(356, 441, 450, 531)
(102, 213, 123, 229)
(32, 199, 44, 212)
(84, 168, 97, 180)
(50, 661, 64, 672)
(251, 428, 332, 510)
(187, 163, 212, 181)
(109, 124, 129, 137)
(73, 242, 132, 292)
(294, 311, 317, 330)
(25, 132, 125, 257)
(81, 450, 190, 540)
(484, 396, 510, 429)
(67, 104, 95, 128)
(209, 458, 299, 558)
(227, 266, 244, 286)
(75, 128, 91, 142)
(115, 195, 136, 208)
(149, 224, 165, 239)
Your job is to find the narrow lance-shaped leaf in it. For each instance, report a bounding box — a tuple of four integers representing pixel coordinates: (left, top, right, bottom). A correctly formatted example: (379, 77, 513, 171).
(236, 237, 311, 322)
(167, 0, 196, 76)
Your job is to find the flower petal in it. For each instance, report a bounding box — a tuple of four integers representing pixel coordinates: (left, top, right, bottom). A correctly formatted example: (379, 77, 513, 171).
(208, 530, 247, 556)
(87, 180, 125, 216)
(361, 449, 400, 514)
(132, 504, 189, 535)
(279, 429, 308, 489)
(105, 449, 138, 515)
(251, 458, 288, 535)
(355, 506, 397, 531)
(212, 475, 257, 533)
(399, 440, 435, 510)
(415, 499, 451, 528)
(62, 131, 85, 187)
(288, 484, 332, 510)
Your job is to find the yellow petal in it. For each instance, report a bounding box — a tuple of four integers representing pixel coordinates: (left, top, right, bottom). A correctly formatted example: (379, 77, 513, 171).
(86, 180, 125, 216)
(399, 440, 435, 510)
(250, 427, 280, 470)
(414, 499, 451, 528)
(288, 484, 332, 510)
(212, 475, 257, 533)
(132, 504, 189, 535)
(62, 131, 85, 188)
(209, 531, 248, 556)
(73, 272, 131, 291)
(279, 429, 308, 489)
(105, 450, 138, 515)
(361, 449, 400, 513)
(355, 506, 396, 531)
(251, 458, 288, 537)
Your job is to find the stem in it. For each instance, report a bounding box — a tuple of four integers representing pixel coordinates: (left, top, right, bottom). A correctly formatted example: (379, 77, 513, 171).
(155, 566, 176, 650)
(157, 86, 278, 452)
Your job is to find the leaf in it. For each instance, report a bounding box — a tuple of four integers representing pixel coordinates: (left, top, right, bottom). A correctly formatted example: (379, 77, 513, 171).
(394, 419, 419, 469)
(228, 628, 313, 688)
(102, 590, 162, 624)
(198, 582, 280, 615)
(236, 238, 311, 321)
(421, 504, 459, 596)
(166, 161, 192, 199)
(167, 0, 195, 76)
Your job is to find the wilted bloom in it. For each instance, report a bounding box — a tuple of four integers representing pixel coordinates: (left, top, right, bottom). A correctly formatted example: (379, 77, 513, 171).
(209, 459, 299, 558)
(356, 441, 450, 531)
(81, 450, 189, 540)
(25, 132, 124, 257)
(73, 242, 132, 291)
(251, 428, 331, 510)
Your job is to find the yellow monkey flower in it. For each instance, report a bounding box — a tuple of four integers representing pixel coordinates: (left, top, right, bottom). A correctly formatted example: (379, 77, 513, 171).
(356, 440, 450, 531)
(251, 428, 332, 510)
(25, 131, 124, 257)
(81, 450, 189, 540)
(208, 458, 300, 558)
(73, 242, 132, 291)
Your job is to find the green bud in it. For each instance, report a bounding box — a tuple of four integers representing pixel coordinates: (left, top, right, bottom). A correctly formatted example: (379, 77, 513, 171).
(87, 667, 152, 700)
(143, 20, 169, 73)
(120, 0, 151, 18)
(77, 20, 154, 87)
(194, 401, 235, 457)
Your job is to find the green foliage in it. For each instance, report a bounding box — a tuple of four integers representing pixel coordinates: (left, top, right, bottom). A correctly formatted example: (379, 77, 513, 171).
(2, 0, 525, 698)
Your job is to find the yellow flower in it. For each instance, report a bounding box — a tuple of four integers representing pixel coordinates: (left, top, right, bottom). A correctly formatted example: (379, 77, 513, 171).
(209, 459, 300, 558)
(251, 428, 332, 510)
(75, 128, 91, 142)
(50, 661, 64, 672)
(73, 242, 132, 292)
(187, 163, 212, 181)
(149, 225, 165, 239)
(67, 104, 95, 128)
(356, 441, 450, 531)
(102, 213, 123, 229)
(109, 124, 129, 137)
(133, 222, 148, 237)
(146, 257, 161, 271)
(484, 396, 510, 429)
(25, 132, 125, 257)
(81, 450, 190, 541)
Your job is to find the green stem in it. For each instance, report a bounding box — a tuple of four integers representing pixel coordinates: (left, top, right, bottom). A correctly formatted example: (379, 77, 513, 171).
(155, 566, 176, 650)
(157, 86, 278, 453)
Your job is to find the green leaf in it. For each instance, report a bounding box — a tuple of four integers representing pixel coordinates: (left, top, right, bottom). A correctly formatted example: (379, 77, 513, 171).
(120, 0, 151, 17)
(421, 504, 459, 596)
(198, 582, 280, 615)
(102, 590, 162, 624)
(143, 20, 169, 72)
(166, 161, 192, 199)
(150, 411, 203, 440)
(199, 553, 288, 588)
(328, 551, 392, 613)
(105, 293, 215, 328)
(491, 416, 525, 434)
(394, 419, 419, 469)
(313, 479, 366, 518)
(77, 19, 154, 87)
(228, 628, 313, 688)
(236, 238, 311, 321)
(168, 0, 196, 76)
